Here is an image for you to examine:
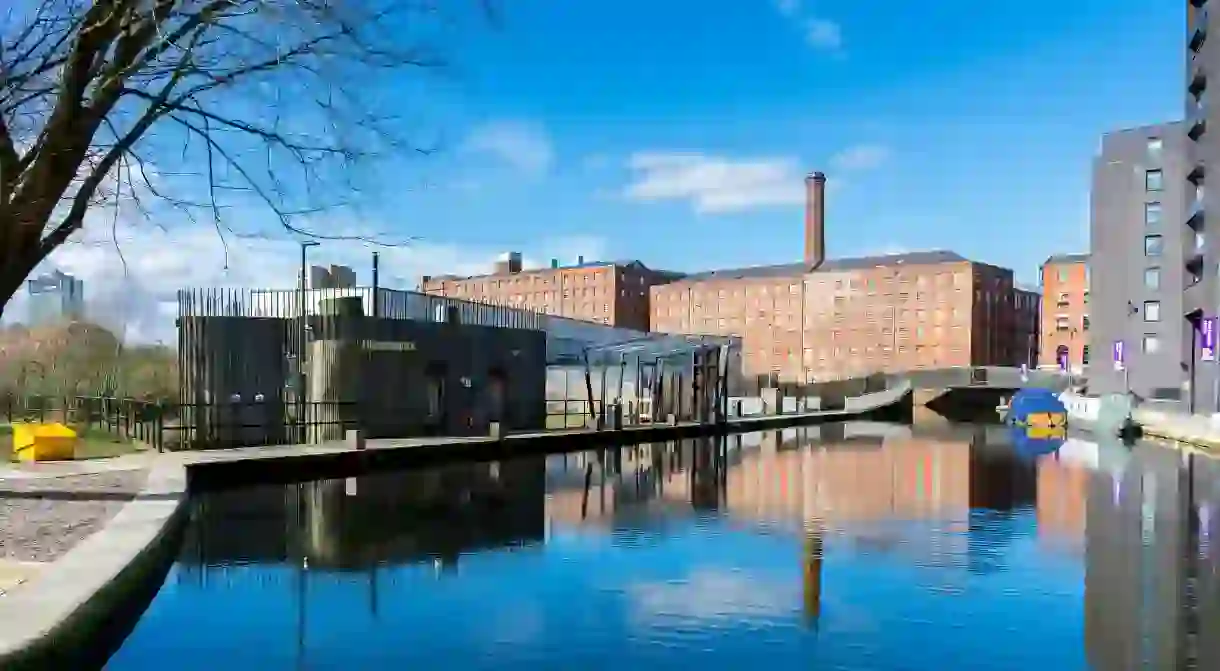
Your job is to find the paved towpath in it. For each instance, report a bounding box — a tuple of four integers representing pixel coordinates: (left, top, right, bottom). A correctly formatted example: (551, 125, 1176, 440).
(0, 456, 151, 595)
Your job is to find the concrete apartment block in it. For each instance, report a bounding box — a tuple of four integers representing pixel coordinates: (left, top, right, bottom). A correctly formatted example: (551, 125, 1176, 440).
(1090, 122, 1191, 399)
(1185, 1, 1220, 412)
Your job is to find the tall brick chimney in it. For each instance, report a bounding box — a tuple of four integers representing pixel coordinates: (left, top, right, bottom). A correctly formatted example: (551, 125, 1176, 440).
(804, 171, 826, 271)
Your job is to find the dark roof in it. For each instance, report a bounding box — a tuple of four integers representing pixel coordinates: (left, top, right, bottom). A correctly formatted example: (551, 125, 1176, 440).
(672, 250, 971, 283)
(1042, 252, 1089, 267)
(428, 258, 664, 283)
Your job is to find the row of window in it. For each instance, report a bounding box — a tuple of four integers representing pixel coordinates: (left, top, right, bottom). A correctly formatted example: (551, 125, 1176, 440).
(1052, 265, 1089, 285)
(1061, 335, 1161, 367)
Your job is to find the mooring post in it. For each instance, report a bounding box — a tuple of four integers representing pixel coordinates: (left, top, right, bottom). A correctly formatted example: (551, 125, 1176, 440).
(346, 428, 365, 450)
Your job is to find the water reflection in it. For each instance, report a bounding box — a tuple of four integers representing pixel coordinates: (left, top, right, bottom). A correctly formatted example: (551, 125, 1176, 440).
(106, 424, 1220, 670)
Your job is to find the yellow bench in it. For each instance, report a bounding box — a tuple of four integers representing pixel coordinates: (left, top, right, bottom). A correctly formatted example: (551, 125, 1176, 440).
(10, 422, 79, 462)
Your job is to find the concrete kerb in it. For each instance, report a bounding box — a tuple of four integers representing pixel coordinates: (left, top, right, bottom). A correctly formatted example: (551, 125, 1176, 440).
(188, 386, 912, 492)
(0, 459, 189, 670)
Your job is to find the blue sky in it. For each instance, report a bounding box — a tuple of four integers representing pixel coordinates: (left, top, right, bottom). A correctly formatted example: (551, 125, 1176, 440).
(382, 0, 1183, 282)
(26, 0, 1185, 337)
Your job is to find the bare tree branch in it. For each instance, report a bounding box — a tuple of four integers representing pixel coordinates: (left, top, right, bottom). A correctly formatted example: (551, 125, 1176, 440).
(0, 0, 487, 321)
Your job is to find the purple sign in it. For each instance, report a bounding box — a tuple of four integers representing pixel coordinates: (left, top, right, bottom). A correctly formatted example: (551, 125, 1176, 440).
(1113, 340, 1125, 372)
(1203, 317, 1217, 362)
(1057, 348, 1069, 371)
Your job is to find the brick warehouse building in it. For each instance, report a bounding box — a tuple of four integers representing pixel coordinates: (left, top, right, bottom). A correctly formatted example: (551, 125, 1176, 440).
(1014, 284, 1042, 369)
(421, 252, 680, 331)
(650, 175, 1035, 382)
(1038, 253, 1089, 374)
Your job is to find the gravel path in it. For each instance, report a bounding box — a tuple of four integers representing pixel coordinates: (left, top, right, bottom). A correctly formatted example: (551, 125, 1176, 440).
(0, 469, 149, 562)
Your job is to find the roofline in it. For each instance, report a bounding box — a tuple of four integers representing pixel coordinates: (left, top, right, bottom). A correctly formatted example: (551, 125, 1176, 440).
(1040, 253, 1089, 268)
(425, 259, 660, 284)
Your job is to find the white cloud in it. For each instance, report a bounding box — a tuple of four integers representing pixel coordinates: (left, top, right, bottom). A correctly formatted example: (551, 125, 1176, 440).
(7, 217, 605, 344)
(831, 143, 891, 172)
(622, 152, 805, 214)
(621, 144, 888, 214)
(775, 0, 801, 17)
(805, 18, 843, 51)
(461, 120, 555, 176)
(773, 0, 843, 53)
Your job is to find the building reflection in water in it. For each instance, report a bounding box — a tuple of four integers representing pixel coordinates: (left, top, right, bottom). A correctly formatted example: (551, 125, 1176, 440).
(180, 458, 547, 577)
(1083, 444, 1220, 670)
(177, 423, 1220, 667)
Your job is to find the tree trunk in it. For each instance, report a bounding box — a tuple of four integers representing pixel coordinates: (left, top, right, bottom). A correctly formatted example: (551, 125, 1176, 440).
(0, 270, 24, 325)
(0, 244, 43, 325)
(0, 210, 52, 325)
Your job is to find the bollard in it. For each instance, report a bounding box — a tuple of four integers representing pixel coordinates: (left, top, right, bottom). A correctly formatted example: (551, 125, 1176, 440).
(489, 421, 506, 439)
(346, 428, 365, 451)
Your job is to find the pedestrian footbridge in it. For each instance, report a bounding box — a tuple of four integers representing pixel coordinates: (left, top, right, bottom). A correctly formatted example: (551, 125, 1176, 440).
(899, 366, 1069, 421)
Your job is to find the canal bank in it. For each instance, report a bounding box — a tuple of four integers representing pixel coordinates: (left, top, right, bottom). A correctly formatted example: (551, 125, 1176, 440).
(0, 459, 188, 670)
(184, 381, 911, 491)
(1061, 392, 1220, 453)
(0, 381, 910, 666)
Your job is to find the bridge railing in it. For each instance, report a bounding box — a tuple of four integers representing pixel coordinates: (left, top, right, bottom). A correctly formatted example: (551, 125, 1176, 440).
(901, 366, 1069, 391)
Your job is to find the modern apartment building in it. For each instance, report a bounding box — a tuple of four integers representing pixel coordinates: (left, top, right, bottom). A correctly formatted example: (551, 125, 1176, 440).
(25, 270, 85, 326)
(1186, 1, 1220, 411)
(421, 253, 679, 331)
(1038, 253, 1090, 374)
(1089, 122, 1190, 399)
(303, 264, 357, 290)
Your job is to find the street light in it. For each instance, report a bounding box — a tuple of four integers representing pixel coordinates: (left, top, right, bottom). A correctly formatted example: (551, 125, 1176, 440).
(298, 241, 320, 442)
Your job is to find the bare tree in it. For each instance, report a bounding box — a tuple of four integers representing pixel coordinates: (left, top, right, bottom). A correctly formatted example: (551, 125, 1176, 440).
(0, 0, 489, 322)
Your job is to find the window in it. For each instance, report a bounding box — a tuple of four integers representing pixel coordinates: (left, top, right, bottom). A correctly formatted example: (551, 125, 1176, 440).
(1082, 345, 1090, 365)
(1146, 169, 1163, 191)
(1055, 316, 1070, 331)
(1144, 267, 1161, 290)
(1143, 300, 1161, 322)
(1145, 234, 1163, 256)
(1057, 268, 1068, 282)
(1143, 335, 1161, 353)
(1147, 137, 1163, 157)
(1083, 315, 1090, 330)
(1145, 202, 1162, 226)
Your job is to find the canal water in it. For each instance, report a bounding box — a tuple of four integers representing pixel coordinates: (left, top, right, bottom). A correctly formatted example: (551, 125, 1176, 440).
(104, 423, 1220, 670)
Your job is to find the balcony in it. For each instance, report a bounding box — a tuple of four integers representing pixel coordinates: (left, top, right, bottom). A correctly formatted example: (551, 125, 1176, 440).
(1191, 67, 1208, 97)
(1186, 232, 1207, 274)
(1192, 14, 1209, 52)
(1190, 100, 1208, 140)
(1189, 190, 1206, 230)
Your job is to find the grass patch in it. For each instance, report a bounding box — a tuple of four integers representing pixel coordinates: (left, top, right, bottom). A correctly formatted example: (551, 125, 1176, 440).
(71, 425, 146, 459)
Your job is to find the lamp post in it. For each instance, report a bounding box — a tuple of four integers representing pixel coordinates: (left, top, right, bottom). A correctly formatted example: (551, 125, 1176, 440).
(298, 241, 320, 441)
